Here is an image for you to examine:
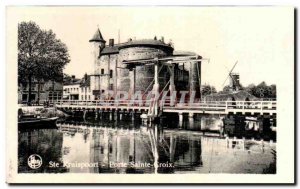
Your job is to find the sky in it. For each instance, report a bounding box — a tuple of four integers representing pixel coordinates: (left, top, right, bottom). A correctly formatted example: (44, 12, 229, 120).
(8, 6, 294, 91)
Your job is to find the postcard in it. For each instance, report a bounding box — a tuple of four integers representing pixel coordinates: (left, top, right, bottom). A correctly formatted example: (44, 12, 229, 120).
(6, 6, 295, 184)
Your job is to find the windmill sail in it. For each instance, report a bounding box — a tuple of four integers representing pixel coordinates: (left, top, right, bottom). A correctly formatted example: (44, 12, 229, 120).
(222, 61, 238, 87)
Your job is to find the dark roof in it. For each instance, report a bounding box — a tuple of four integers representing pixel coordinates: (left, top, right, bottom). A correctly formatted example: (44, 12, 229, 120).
(89, 28, 106, 43)
(98, 38, 173, 55)
(119, 39, 173, 51)
(101, 46, 120, 55)
(80, 75, 91, 87)
(64, 79, 81, 86)
(99, 39, 174, 56)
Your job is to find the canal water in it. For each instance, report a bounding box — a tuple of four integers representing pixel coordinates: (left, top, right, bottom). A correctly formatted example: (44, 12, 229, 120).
(18, 115, 276, 174)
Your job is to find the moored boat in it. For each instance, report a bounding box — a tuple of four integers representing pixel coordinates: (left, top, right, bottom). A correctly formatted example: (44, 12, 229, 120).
(18, 107, 59, 128)
(19, 116, 58, 125)
(18, 116, 59, 128)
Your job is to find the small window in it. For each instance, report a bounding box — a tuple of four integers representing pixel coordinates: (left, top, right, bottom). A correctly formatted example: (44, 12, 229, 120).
(101, 69, 104, 75)
(110, 70, 113, 78)
(22, 94, 27, 101)
(109, 144, 113, 154)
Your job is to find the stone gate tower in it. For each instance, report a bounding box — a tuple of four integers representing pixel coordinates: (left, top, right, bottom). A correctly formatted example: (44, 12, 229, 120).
(89, 28, 106, 95)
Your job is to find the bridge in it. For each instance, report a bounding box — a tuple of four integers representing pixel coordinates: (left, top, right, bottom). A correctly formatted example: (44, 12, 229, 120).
(54, 100, 276, 116)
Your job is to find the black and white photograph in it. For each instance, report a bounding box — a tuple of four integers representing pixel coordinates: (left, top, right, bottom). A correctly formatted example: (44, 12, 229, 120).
(5, 6, 294, 184)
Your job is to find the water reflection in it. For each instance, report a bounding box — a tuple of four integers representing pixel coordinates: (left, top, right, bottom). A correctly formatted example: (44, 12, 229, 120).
(18, 128, 67, 173)
(18, 119, 276, 174)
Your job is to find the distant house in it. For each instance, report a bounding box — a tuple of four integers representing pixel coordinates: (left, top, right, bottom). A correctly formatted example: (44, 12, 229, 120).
(18, 79, 63, 104)
(79, 74, 93, 101)
(63, 75, 81, 100)
(63, 74, 93, 101)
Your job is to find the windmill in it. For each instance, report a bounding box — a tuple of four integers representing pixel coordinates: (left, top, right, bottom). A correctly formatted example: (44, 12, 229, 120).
(222, 61, 241, 92)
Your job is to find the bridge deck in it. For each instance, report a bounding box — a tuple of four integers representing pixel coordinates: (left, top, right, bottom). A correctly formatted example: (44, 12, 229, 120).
(55, 100, 276, 115)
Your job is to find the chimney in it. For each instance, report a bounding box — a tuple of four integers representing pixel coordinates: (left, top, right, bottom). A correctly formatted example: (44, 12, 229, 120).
(161, 36, 164, 43)
(71, 75, 75, 83)
(109, 39, 114, 47)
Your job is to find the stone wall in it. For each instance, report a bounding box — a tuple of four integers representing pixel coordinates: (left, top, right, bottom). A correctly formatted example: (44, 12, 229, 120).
(92, 43, 191, 98)
(117, 46, 171, 92)
(119, 46, 170, 61)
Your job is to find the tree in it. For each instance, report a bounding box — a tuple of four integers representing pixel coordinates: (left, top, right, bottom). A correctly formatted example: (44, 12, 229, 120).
(201, 85, 217, 96)
(220, 83, 244, 94)
(18, 21, 70, 104)
(221, 85, 231, 93)
(270, 84, 276, 98)
(63, 73, 73, 84)
(244, 82, 276, 99)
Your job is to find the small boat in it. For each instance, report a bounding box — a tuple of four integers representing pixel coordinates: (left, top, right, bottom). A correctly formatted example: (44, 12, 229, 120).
(18, 116, 59, 128)
(18, 107, 58, 129)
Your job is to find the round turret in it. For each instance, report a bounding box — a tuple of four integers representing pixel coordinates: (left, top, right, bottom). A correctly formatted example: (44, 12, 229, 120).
(118, 39, 173, 62)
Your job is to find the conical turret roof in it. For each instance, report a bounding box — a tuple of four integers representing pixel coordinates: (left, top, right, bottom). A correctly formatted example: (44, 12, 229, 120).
(89, 28, 106, 43)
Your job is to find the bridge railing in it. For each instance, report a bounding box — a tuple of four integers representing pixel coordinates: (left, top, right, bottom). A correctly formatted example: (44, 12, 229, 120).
(55, 100, 276, 111)
(173, 100, 276, 111)
(225, 101, 276, 110)
(55, 99, 153, 107)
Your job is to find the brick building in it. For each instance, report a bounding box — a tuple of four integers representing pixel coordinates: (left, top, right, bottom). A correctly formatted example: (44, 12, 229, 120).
(18, 79, 63, 104)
